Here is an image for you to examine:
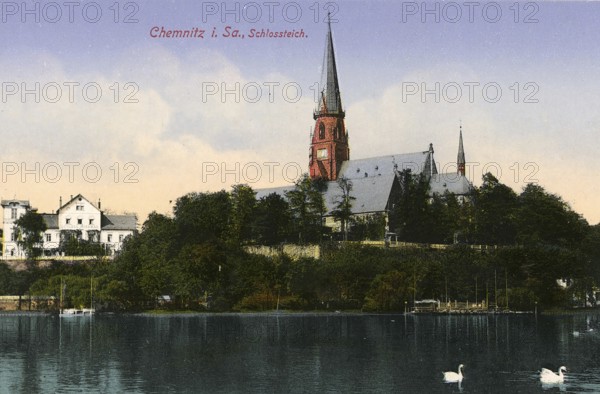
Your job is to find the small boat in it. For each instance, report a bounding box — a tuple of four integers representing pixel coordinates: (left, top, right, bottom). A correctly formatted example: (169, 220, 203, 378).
(60, 308, 95, 317)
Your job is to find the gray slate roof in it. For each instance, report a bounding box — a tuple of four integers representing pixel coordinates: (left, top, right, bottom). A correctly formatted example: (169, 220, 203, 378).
(255, 173, 397, 216)
(1, 199, 30, 207)
(338, 151, 437, 180)
(101, 215, 137, 231)
(255, 185, 294, 201)
(322, 173, 397, 215)
(430, 173, 473, 196)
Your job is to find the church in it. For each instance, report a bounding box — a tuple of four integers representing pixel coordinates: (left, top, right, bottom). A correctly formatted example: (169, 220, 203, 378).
(256, 20, 473, 235)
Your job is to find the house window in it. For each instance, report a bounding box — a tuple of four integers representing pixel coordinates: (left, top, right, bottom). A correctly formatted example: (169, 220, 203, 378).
(317, 148, 328, 159)
(89, 219, 94, 225)
(10, 208, 17, 219)
(46, 234, 51, 242)
(119, 234, 124, 242)
(77, 219, 83, 225)
(11, 232, 17, 242)
(66, 218, 71, 224)
(76, 205, 84, 211)
(107, 234, 112, 242)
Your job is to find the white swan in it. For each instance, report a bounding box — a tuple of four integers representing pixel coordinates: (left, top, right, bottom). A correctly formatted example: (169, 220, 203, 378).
(443, 364, 464, 383)
(539, 366, 566, 384)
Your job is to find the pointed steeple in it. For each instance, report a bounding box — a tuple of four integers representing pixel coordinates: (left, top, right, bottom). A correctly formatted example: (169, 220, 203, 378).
(315, 14, 343, 117)
(457, 124, 466, 176)
(309, 17, 349, 181)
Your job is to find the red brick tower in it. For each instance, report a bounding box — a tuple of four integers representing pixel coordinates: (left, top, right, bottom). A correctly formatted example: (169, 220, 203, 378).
(309, 18, 349, 181)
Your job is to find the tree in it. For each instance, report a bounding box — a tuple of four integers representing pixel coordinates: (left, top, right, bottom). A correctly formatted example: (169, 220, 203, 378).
(390, 170, 431, 242)
(15, 211, 47, 260)
(253, 193, 291, 245)
(228, 184, 256, 246)
(331, 177, 355, 241)
(473, 173, 518, 245)
(516, 183, 588, 248)
(286, 174, 327, 243)
(173, 191, 231, 246)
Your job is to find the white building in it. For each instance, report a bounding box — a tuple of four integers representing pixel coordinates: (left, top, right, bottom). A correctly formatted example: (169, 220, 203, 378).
(2, 194, 137, 257)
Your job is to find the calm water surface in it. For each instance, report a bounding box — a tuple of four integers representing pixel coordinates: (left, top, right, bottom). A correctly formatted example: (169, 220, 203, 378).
(1, 312, 600, 393)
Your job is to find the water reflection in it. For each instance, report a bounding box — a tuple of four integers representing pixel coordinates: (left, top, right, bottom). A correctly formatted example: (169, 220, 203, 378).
(1, 313, 600, 392)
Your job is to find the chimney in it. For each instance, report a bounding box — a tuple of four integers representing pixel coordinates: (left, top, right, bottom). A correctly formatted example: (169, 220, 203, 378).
(59, 196, 62, 208)
(98, 198, 101, 210)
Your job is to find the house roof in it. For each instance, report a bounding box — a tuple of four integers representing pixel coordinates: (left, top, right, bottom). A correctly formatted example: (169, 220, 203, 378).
(430, 173, 473, 196)
(101, 214, 137, 231)
(57, 193, 99, 213)
(1, 199, 31, 207)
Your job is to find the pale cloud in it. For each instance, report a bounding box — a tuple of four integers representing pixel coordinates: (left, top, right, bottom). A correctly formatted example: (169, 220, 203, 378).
(0, 45, 310, 223)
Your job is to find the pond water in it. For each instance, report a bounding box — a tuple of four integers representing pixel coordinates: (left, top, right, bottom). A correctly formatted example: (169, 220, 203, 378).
(1, 312, 600, 393)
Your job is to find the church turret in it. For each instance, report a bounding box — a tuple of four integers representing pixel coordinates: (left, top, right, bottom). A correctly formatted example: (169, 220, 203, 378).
(309, 16, 349, 181)
(457, 124, 466, 176)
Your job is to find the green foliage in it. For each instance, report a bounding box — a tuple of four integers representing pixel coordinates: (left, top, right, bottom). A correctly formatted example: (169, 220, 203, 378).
(15, 210, 47, 259)
(351, 213, 386, 240)
(173, 191, 231, 245)
(253, 193, 291, 245)
(364, 270, 412, 311)
(286, 174, 327, 243)
(228, 184, 256, 245)
(331, 177, 355, 241)
(12, 174, 600, 313)
(59, 232, 106, 256)
(390, 170, 434, 242)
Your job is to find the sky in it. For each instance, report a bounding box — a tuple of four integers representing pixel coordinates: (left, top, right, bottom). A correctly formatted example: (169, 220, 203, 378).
(1, 0, 599, 225)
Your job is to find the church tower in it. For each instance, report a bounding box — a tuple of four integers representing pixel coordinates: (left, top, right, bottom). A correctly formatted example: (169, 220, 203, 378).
(309, 18, 349, 181)
(457, 124, 466, 176)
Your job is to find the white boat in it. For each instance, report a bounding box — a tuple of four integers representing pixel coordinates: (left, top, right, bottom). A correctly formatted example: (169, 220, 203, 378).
(60, 308, 95, 317)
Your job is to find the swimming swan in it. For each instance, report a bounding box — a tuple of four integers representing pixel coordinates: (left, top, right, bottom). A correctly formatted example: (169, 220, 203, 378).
(443, 364, 464, 383)
(540, 366, 566, 384)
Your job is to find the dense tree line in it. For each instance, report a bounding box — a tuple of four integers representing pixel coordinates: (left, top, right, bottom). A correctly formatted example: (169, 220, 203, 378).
(3, 171, 600, 312)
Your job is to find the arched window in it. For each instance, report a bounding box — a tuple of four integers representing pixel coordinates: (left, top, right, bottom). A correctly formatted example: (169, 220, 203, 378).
(337, 120, 344, 139)
(319, 122, 325, 139)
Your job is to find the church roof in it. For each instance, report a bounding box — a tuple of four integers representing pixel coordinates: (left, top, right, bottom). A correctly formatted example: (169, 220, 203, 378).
(338, 150, 437, 180)
(255, 185, 294, 201)
(255, 174, 397, 216)
(323, 173, 397, 215)
(430, 173, 473, 196)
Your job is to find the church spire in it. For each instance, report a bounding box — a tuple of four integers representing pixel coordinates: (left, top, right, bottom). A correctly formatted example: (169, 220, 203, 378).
(457, 123, 466, 176)
(315, 14, 343, 117)
(309, 17, 349, 181)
